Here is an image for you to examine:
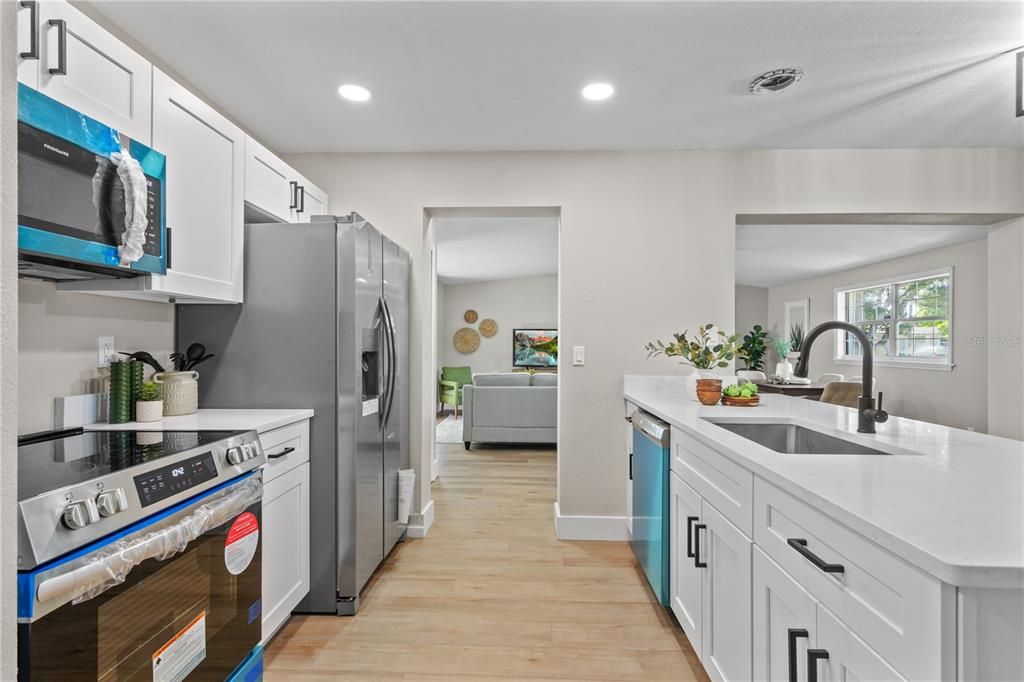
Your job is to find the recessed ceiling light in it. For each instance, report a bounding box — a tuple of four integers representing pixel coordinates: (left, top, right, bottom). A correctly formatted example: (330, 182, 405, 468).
(749, 68, 803, 94)
(338, 84, 372, 102)
(581, 82, 615, 101)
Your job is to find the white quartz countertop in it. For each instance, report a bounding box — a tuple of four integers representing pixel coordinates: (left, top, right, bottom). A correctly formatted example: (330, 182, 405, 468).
(624, 380, 1024, 588)
(84, 408, 313, 434)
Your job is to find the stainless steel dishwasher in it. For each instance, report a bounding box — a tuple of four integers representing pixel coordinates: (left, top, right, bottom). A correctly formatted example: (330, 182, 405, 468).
(630, 410, 671, 606)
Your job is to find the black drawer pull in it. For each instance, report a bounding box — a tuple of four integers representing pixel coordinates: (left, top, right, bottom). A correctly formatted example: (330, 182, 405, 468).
(686, 516, 698, 558)
(20, 2, 38, 60)
(289, 180, 298, 209)
(48, 19, 66, 75)
(787, 628, 808, 682)
(693, 523, 707, 568)
(267, 446, 295, 460)
(807, 648, 829, 682)
(788, 538, 844, 574)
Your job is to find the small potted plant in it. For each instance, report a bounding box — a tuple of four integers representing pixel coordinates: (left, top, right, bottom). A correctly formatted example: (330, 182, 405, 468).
(739, 324, 768, 372)
(788, 324, 805, 360)
(136, 380, 163, 423)
(771, 336, 792, 380)
(645, 324, 739, 405)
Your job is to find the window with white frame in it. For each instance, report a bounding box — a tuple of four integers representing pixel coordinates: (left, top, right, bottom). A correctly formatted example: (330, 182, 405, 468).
(834, 268, 952, 367)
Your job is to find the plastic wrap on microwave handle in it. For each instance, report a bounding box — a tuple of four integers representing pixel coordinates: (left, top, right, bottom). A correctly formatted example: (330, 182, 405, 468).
(35, 476, 261, 608)
(110, 150, 149, 265)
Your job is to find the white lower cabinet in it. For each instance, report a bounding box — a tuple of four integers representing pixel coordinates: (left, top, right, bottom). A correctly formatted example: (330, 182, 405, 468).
(670, 472, 752, 682)
(753, 547, 818, 682)
(259, 420, 311, 642)
(815, 604, 905, 682)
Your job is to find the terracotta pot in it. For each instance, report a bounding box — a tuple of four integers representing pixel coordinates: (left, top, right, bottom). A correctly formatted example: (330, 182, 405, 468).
(696, 378, 723, 406)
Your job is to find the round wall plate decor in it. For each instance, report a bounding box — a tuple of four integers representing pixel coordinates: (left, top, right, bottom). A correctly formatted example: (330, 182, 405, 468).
(464, 309, 479, 323)
(479, 319, 498, 338)
(453, 327, 480, 354)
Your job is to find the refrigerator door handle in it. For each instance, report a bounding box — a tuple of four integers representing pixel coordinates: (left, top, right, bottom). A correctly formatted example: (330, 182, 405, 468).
(381, 296, 398, 426)
(376, 296, 391, 427)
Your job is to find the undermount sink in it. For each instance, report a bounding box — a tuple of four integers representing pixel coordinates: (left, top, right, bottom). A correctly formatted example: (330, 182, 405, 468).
(705, 421, 891, 456)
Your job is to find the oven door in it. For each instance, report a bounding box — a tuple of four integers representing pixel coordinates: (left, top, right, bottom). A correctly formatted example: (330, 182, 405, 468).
(18, 473, 262, 682)
(17, 83, 166, 279)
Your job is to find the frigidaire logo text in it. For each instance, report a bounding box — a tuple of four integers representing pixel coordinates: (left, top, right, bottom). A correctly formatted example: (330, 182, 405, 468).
(43, 143, 69, 158)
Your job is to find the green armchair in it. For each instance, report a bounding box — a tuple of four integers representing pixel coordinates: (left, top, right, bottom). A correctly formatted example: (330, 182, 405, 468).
(438, 366, 472, 416)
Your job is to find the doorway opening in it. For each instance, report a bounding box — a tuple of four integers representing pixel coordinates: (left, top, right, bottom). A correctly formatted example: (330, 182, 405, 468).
(427, 207, 560, 487)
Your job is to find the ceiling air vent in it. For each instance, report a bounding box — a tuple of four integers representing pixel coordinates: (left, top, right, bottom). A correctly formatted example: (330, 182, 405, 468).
(749, 68, 804, 94)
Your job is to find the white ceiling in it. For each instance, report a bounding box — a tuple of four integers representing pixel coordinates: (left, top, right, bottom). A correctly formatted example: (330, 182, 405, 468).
(735, 224, 991, 288)
(434, 216, 559, 285)
(89, 1, 1024, 153)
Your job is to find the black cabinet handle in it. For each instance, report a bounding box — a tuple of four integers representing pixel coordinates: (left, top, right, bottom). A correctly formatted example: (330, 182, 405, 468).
(296, 185, 305, 214)
(787, 628, 809, 682)
(289, 181, 298, 210)
(686, 516, 698, 558)
(788, 538, 844, 574)
(267, 446, 295, 460)
(693, 523, 707, 568)
(165, 226, 172, 269)
(48, 19, 66, 75)
(20, 1, 38, 60)
(628, 452, 632, 481)
(807, 649, 829, 682)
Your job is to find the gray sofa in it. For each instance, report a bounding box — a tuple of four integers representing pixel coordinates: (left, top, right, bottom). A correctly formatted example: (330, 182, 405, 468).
(462, 373, 557, 449)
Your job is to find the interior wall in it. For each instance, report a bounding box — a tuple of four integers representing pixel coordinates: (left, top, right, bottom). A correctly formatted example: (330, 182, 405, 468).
(987, 218, 1024, 440)
(734, 284, 769, 341)
(18, 281, 175, 434)
(766, 238, 989, 431)
(439, 275, 558, 373)
(1, 1, 19, 673)
(286, 148, 1023, 525)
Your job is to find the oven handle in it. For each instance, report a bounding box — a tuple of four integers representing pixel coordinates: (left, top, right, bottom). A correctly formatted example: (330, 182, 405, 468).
(35, 475, 262, 609)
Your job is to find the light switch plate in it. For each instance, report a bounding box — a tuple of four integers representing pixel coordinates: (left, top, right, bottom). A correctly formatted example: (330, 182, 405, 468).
(98, 336, 116, 368)
(572, 345, 585, 366)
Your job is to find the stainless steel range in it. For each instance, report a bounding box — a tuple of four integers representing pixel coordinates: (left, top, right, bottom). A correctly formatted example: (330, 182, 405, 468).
(17, 427, 266, 681)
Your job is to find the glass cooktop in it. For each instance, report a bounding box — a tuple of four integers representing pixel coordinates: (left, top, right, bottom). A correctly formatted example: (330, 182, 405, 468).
(17, 429, 244, 500)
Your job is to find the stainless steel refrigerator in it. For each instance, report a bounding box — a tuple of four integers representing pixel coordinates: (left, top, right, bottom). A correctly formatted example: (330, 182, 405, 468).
(177, 212, 410, 615)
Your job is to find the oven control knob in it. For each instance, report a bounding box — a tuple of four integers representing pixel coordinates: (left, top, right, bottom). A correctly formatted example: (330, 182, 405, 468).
(242, 443, 256, 460)
(95, 488, 128, 517)
(227, 446, 244, 465)
(63, 499, 100, 530)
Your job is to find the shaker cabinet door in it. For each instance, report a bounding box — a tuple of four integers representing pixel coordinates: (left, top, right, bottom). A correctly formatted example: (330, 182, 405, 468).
(752, 546, 819, 682)
(701, 502, 753, 682)
(151, 68, 245, 302)
(36, 1, 152, 143)
(262, 462, 310, 642)
(244, 135, 295, 222)
(670, 472, 704, 654)
(813, 605, 907, 682)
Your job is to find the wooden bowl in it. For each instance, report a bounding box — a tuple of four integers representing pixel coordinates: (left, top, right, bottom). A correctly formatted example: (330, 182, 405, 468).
(722, 395, 760, 407)
(696, 378, 723, 406)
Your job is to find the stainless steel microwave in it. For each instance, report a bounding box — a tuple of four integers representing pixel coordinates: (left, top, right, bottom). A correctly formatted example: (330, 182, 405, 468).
(17, 84, 167, 281)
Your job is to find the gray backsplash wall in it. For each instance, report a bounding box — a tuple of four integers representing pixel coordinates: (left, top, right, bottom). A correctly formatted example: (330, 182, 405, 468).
(18, 280, 174, 434)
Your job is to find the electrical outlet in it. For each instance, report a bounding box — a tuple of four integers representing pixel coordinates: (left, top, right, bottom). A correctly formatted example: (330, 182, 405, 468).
(98, 337, 116, 368)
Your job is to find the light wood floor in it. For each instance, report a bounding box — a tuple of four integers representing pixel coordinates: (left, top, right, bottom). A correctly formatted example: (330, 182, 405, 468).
(264, 441, 708, 681)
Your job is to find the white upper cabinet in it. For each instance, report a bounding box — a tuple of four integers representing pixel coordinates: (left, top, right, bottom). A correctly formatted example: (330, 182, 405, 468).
(244, 136, 295, 222)
(30, 1, 153, 144)
(150, 69, 244, 302)
(244, 136, 329, 224)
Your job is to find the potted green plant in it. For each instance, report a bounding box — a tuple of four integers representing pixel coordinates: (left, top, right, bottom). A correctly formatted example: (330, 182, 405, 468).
(136, 381, 163, 423)
(771, 336, 793, 379)
(739, 325, 768, 372)
(788, 323, 805, 360)
(645, 324, 739, 405)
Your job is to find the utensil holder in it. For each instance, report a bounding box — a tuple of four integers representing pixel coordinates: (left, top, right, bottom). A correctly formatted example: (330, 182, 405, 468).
(153, 370, 199, 416)
(108, 360, 135, 424)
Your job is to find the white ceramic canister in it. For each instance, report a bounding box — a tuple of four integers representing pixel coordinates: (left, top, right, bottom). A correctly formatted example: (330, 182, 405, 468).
(153, 370, 199, 416)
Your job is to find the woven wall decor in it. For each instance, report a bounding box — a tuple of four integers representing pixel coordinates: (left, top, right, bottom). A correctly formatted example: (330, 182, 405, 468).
(479, 319, 498, 338)
(453, 327, 480, 354)
(464, 309, 478, 324)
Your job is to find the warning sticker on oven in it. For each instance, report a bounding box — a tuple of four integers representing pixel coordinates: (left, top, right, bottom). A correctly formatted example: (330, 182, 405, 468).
(225, 511, 259, 575)
(362, 398, 379, 416)
(152, 611, 206, 682)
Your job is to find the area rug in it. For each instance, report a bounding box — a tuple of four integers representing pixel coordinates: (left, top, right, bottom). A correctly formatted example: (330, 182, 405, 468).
(435, 415, 464, 444)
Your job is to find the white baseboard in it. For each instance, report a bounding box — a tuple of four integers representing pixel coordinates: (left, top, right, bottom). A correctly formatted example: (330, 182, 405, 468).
(553, 502, 630, 541)
(406, 499, 435, 539)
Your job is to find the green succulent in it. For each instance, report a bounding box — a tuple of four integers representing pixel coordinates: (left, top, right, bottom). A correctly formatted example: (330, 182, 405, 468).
(645, 324, 739, 370)
(139, 381, 161, 402)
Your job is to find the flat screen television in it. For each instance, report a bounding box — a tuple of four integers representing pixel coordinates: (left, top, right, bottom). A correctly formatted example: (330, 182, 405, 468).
(513, 329, 558, 368)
